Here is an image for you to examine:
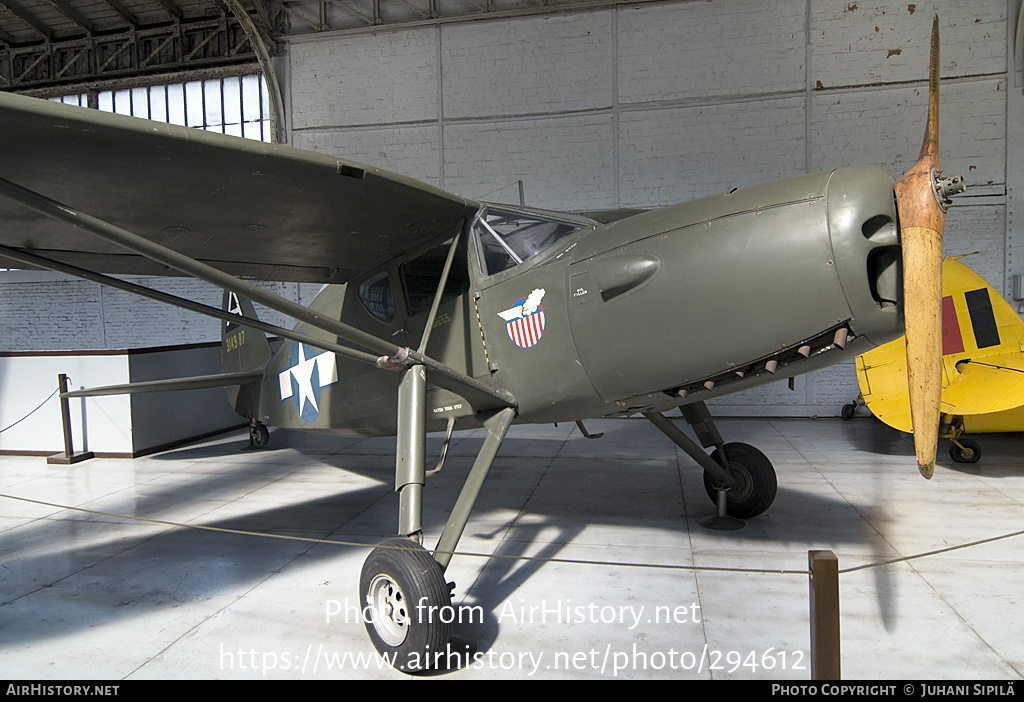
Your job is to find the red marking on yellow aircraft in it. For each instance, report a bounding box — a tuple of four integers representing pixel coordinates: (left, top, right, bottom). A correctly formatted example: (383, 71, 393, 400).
(941, 295, 964, 355)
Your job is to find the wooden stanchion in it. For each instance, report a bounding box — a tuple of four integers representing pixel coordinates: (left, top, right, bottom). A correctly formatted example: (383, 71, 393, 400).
(809, 549, 840, 679)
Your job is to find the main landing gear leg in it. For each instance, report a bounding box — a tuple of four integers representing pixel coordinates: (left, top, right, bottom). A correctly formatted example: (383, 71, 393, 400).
(359, 363, 515, 673)
(644, 402, 777, 530)
(360, 366, 444, 673)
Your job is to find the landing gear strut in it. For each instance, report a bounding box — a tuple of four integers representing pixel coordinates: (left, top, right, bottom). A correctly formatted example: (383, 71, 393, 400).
(949, 436, 981, 464)
(944, 416, 982, 464)
(646, 402, 777, 529)
(702, 443, 777, 519)
(359, 364, 516, 673)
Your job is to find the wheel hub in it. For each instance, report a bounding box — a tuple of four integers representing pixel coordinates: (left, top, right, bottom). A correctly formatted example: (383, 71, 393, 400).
(728, 464, 753, 502)
(366, 573, 409, 646)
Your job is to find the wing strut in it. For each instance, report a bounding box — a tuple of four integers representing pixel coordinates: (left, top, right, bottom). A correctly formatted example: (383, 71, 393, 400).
(417, 232, 461, 354)
(0, 176, 515, 411)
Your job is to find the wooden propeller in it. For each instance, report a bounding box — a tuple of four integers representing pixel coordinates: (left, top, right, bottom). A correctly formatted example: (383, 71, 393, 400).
(895, 16, 964, 479)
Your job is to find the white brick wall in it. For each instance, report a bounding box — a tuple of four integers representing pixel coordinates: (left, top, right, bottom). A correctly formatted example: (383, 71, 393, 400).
(810, 80, 1006, 195)
(0, 274, 310, 352)
(809, 1, 1006, 88)
(0, 279, 105, 350)
(945, 205, 1007, 294)
(293, 124, 443, 185)
(618, 96, 807, 205)
(289, 29, 439, 129)
(442, 12, 614, 119)
(444, 113, 615, 209)
(617, 0, 807, 104)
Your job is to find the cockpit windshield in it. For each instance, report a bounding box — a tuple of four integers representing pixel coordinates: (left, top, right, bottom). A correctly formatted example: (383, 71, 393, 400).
(474, 208, 591, 276)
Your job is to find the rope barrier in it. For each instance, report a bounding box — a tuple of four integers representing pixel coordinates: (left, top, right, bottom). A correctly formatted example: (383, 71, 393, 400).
(0, 388, 59, 435)
(2, 491, 1021, 576)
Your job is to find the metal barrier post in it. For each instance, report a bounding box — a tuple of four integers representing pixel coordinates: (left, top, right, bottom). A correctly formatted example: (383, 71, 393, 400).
(47, 374, 94, 465)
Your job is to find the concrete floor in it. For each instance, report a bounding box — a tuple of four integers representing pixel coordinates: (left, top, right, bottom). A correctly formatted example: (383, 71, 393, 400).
(1, 416, 1022, 680)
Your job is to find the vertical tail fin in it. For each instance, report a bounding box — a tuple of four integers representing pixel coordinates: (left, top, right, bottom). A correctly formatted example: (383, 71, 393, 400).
(941, 257, 1024, 355)
(222, 290, 272, 416)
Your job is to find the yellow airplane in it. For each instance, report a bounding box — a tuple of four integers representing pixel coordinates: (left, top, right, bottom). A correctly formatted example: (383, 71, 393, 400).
(851, 256, 1024, 464)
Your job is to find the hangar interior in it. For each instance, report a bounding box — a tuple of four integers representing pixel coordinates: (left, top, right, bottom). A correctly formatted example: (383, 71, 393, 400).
(1, 0, 1023, 680)
(2, 0, 1023, 415)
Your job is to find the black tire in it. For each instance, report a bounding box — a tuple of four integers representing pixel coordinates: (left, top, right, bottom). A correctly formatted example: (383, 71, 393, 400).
(250, 423, 270, 448)
(949, 437, 981, 464)
(841, 403, 856, 421)
(360, 539, 452, 673)
(702, 443, 777, 519)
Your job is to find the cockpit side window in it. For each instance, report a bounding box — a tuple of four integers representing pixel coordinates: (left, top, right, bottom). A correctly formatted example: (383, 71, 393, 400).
(474, 209, 587, 276)
(358, 271, 395, 323)
(400, 238, 470, 316)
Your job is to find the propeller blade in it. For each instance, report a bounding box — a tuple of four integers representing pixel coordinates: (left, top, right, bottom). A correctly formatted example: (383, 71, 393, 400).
(894, 16, 964, 479)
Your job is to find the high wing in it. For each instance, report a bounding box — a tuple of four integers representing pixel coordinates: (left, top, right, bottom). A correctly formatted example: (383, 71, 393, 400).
(857, 256, 1024, 431)
(0, 90, 478, 283)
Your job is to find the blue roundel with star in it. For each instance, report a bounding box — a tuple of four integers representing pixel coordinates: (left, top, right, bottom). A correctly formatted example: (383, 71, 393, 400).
(277, 342, 339, 424)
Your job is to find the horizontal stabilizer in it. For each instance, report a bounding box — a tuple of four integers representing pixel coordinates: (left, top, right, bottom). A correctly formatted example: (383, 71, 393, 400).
(942, 354, 1024, 416)
(62, 371, 264, 398)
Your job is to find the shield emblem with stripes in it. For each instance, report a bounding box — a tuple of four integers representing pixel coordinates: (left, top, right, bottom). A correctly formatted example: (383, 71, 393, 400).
(507, 307, 546, 348)
(497, 289, 547, 349)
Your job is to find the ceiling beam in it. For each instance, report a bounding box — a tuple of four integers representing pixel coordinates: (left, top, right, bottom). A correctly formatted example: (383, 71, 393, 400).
(43, 0, 96, 33)
(0, 22, 18, 45)
(0, 0, 54, 41)
(96, 0, 139, 28)
(153, 0, 183, 20)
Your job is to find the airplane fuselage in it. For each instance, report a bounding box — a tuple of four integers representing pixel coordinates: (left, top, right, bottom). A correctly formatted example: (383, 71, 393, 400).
(258, 166, 903, 434)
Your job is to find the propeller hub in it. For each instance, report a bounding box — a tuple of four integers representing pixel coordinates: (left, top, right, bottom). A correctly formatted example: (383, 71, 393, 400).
(931, 168, 965, 213)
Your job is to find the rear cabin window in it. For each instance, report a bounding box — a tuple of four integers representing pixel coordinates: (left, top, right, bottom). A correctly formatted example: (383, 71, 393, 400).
(358, 272, 395, 323)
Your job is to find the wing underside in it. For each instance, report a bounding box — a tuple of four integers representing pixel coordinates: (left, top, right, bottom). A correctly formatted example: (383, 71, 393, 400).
(0, 91, 479, 283)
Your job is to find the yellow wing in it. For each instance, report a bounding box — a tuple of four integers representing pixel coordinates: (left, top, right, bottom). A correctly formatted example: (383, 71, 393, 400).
(856, 336, 913, 432)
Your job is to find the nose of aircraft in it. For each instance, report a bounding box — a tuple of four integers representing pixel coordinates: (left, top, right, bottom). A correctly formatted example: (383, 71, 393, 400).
(824, 166, 903, 347)
(564, 166, 907, 406)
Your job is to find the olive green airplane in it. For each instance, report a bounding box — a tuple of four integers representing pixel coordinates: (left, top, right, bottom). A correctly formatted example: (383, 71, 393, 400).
(0, 18, 963, 672)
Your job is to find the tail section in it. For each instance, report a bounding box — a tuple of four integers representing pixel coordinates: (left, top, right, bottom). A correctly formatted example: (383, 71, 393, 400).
(934, 257, 1024, 418)
(222, 290, 273, 417)
(857, 257, 1024, 431)
(940, 257, 1024, 357)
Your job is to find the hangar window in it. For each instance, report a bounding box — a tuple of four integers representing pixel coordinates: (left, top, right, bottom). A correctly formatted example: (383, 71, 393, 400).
(49, 74, 272, 142)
